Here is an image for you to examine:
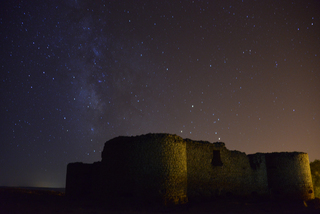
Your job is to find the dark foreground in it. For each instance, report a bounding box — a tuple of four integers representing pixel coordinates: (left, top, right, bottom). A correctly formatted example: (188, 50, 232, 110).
(0, 187, 319, 214)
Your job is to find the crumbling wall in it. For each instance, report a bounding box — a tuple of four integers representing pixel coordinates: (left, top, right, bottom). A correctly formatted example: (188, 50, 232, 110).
(247, 153, 269, 196)
(186, 140, 268, 199)
(310, 160, 320, 198)
(265, 152, 314, 200)
(66, 133, 315, 203)
(101, 133, 188, 204)
(186, 140, 222, 198)
(218, 149, 256, 196)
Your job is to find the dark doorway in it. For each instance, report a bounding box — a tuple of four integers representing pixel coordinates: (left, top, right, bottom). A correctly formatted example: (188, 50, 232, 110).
(212, 150, 223, 166)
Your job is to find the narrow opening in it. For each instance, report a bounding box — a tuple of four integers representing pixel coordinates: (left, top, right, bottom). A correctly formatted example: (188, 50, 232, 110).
(212, 150, 223, 166)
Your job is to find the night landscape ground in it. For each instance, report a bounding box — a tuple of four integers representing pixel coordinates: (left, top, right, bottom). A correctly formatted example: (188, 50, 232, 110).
(1, 187, 319, 214)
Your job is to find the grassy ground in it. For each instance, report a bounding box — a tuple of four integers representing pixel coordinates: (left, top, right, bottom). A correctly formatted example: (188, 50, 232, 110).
(0, 187, 319, 214)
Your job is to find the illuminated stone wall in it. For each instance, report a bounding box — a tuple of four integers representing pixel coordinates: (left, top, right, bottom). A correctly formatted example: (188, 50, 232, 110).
(265, 152, 314, 200)
(100, 133, 188, 204)
(310, 160, 320, 198)
(186, 140, 268, 199)
(66, 133, 314, 203)
(186, 140, 313, 200)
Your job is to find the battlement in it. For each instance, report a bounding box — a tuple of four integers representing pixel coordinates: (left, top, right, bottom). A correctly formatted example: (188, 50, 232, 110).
(66, 133, 314, 204)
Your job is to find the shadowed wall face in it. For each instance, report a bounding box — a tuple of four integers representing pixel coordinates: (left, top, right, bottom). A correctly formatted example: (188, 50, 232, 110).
(186, 141, 269, 198)
(248, 153, 269, 195)
(266, 153, 314, 200)
(101, 134, 188, 204)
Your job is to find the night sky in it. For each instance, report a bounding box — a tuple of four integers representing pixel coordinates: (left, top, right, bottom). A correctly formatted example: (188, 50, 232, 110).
(1, 0, 319, 188)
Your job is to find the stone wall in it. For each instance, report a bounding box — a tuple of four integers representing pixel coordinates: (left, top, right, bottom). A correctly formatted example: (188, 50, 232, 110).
(66, 133, 315, 203)
(100, 134, 188, 204)
(248, 153, 269, 196)
(310, 160, 320, 198)
(265, 152, 314, 200)
(186, 140, 269, 199)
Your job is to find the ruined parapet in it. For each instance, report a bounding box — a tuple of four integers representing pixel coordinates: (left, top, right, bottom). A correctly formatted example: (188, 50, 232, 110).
(101, 133, 188, 205)
(66, 133, 315, 204)
(265, 152, 314, 200)
(186, 140, 267, 199)
(185, 143, 314, 200)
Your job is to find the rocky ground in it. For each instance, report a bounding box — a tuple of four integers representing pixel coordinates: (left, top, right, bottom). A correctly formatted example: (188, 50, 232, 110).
(0, 187, 319, 214)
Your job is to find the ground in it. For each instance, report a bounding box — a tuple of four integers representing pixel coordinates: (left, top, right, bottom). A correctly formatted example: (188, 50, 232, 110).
(0, 187, 319, 214)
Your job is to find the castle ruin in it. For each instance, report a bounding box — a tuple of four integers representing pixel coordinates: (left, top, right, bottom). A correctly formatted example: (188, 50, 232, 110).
(66, 133, 314, 204)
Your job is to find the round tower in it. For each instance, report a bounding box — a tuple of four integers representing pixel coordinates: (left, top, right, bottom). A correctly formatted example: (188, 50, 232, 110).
(101, 133, 188, 205)
(130, 134, 188, 205)
(265, 152, 314, 200)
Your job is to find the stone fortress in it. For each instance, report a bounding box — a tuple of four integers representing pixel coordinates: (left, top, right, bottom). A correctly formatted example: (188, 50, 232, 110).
(66, 133, 314, 205)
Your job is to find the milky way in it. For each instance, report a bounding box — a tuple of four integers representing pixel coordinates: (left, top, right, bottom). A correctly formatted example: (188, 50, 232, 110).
(1, 0, 319, 187)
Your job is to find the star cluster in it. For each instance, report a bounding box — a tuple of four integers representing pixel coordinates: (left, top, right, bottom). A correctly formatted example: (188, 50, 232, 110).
(1, 0, 319, 187)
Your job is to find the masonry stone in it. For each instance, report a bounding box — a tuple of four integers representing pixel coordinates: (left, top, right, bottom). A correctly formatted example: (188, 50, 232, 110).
(66, 133, 315, 204)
